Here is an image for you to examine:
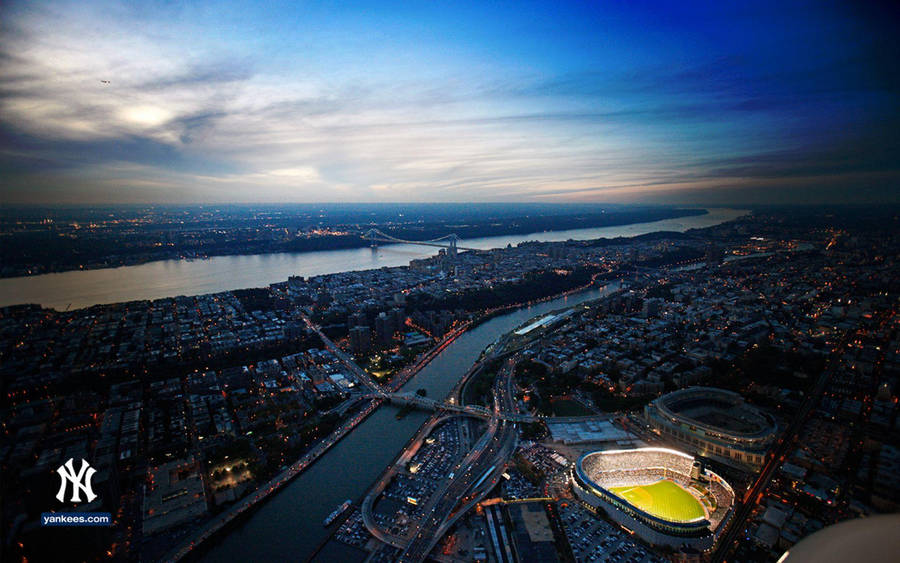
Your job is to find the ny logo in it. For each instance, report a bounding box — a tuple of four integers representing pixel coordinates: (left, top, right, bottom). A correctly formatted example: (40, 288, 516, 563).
(55, 458, 97, 503)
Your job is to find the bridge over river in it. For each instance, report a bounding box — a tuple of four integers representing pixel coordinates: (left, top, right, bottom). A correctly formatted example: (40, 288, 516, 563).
(366, 391, 538, 422)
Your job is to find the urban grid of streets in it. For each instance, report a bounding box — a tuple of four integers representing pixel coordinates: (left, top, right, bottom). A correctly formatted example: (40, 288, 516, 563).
(3, 210, 899, 563)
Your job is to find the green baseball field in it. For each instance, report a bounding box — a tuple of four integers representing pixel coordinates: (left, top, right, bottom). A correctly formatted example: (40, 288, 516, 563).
(608, 479, 706, 522)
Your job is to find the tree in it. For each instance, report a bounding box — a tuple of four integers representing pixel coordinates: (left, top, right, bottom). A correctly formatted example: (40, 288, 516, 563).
(521, 421, 546, 440)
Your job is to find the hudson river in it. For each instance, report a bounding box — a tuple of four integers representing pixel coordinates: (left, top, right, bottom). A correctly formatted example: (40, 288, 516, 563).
(0, 208, 746, 310)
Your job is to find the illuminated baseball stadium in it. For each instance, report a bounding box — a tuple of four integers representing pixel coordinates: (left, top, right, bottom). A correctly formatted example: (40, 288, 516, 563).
(572, 447, 735, 550)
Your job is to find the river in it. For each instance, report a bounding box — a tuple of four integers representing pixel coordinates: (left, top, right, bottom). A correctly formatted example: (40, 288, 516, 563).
(0, 208, 746, 310)
(199, 282, 622, 562)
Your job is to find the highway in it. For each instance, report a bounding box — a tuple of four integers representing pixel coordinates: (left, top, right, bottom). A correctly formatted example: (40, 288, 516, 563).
(162, 397, 382, 563)
(387, 322, 471, 392)
(359, 414, 461, 550)
(396, 357, 521, 562)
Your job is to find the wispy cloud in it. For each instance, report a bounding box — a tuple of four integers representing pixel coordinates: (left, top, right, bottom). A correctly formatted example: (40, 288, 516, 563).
(0, 0, 897, 204)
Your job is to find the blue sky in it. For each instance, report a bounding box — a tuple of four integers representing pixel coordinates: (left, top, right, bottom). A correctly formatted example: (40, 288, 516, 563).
(1, 1, 897, 204)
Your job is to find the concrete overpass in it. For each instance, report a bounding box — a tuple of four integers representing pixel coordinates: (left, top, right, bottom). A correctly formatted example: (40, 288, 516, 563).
(396, 361, 521, 562)
(360, 414, 464, 551)
(368, 391, 537, 422)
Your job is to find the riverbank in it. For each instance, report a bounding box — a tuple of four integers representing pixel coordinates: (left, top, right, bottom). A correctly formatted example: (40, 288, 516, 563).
(163, 398, 383, 563)
(0, 208, 748, 310)
(1, 207, 707, 279)
(168, 268, 619, 560)
(198, 283, 623, 563)
(386, 267, 613, 392)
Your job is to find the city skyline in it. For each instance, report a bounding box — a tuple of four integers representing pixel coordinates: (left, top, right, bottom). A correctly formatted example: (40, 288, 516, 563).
(3, 206, 898, 563)
(2, 1, 898, 205)
(2, 4, 899, 560)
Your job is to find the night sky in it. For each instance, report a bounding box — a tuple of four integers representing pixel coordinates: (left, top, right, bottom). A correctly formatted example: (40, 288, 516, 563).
(1, 1, 897, 204)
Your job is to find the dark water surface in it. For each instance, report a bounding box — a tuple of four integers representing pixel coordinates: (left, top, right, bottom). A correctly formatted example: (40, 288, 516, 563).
(200, 283, 621, 562)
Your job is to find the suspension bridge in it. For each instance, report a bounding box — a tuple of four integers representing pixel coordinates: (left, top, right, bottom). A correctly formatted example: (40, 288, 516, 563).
(362, 229, 480, 255)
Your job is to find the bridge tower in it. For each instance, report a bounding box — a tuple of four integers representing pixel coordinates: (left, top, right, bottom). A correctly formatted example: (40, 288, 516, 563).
(363, 229, 379, 248)
(447, 234, 459, 257)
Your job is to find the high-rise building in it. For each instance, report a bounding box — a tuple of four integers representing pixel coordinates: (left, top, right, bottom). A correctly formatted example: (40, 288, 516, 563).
(642, 298, 661, 318)
(706, 245, 725, 268)
(349, 325, 371, 355)
(374, 312, 394, 346)
(348, 311, 367, 329)
(390, 307, 406, 329)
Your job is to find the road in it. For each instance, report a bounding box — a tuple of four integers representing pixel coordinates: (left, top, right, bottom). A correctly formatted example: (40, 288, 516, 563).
(710, 328, 857, 562)
(397, 357, 521, 562)
(299, 311, 386, 394)
(166, 312, 450, 562)
(359, 414, 460, 549)
(388, 322, 471, 392)
(162, 397, 381, 562)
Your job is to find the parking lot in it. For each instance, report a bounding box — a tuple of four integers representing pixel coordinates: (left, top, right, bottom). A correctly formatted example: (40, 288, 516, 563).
(373, 419, 465, 536)
(558, 502, 668, 563)
(502, 467, 543, 499)
(334, 508, 369, 548)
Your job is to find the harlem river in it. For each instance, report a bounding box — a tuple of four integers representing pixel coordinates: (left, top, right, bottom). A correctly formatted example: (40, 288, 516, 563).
(0, 208, 746, 310)
(1, 207, 745, 561)
(200, 282, 623, 563)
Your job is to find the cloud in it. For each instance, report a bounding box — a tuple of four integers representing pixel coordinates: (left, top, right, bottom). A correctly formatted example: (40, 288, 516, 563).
(0, 0, 897, 204)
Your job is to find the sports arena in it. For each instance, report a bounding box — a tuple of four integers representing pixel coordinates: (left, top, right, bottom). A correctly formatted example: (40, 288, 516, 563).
(644, 386, 777, 469)
(571, 447, 735, 550)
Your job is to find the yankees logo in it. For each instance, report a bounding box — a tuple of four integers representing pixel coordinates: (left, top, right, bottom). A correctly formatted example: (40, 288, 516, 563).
(55, 458, 98, 503)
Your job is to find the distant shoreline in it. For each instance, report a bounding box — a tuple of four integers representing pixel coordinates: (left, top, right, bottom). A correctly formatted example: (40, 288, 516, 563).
(0, 207, 706, 279)
(0, 208, 749, 311)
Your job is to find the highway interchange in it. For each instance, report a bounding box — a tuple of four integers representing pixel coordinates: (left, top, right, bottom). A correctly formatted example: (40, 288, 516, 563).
(396, 357, 521, 562)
